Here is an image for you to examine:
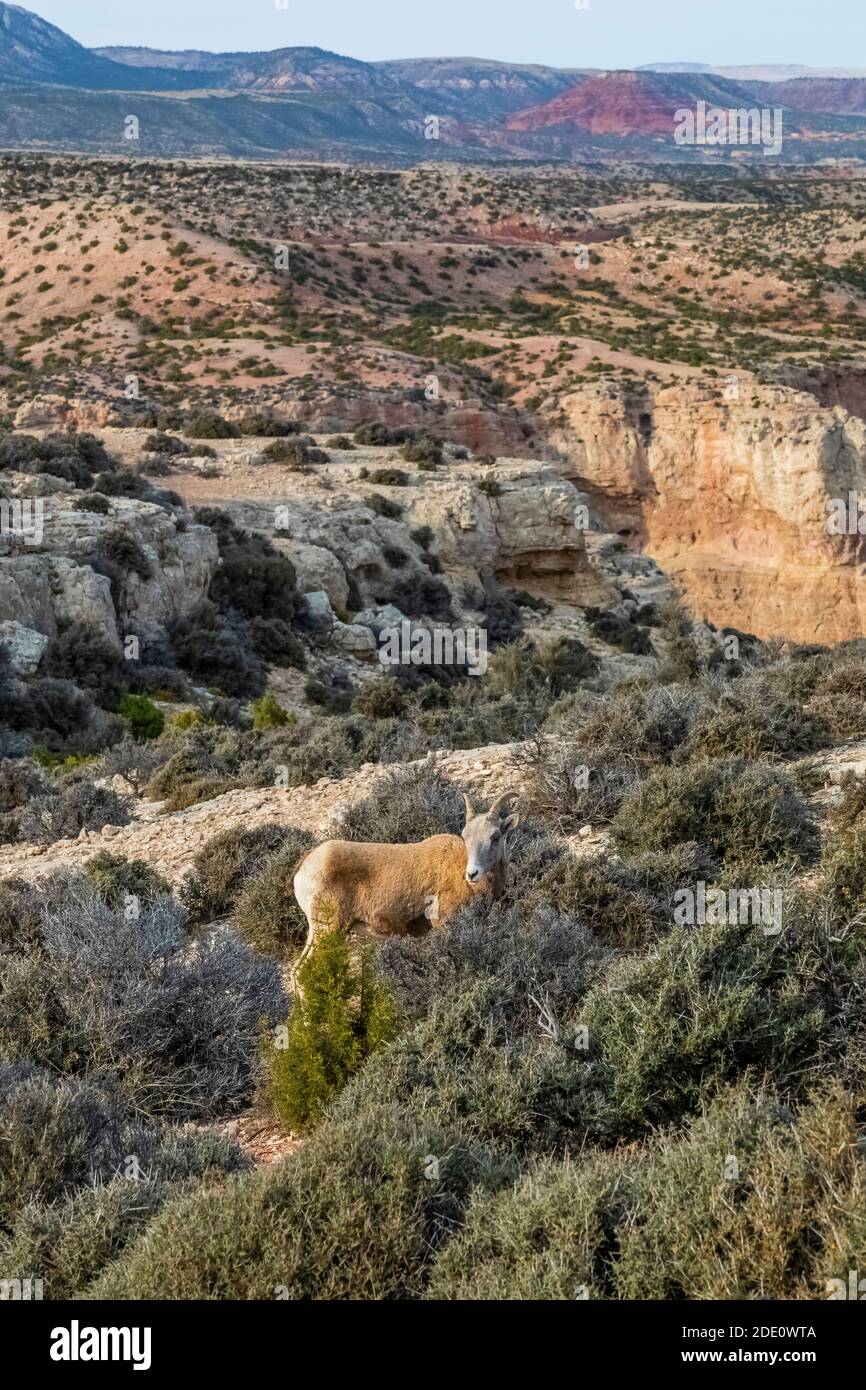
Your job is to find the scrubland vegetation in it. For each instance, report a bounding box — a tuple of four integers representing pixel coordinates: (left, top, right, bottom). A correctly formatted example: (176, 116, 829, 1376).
(3, 608, 866, 1299)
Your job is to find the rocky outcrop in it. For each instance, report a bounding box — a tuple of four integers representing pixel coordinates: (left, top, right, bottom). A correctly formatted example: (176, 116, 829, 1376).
(229, 458, 612, 611)
(553, 381, 866, 643)
(0, 491, 218, 649)
(13, 393, 114, 432)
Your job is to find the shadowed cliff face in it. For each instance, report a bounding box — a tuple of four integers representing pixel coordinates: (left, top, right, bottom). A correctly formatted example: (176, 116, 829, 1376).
(554, 381, 866, 644)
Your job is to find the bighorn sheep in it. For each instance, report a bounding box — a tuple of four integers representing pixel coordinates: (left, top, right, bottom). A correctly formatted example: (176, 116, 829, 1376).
(291, 791, 518, 977)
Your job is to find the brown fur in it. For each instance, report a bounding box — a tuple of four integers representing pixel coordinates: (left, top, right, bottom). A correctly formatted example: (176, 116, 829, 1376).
(290, 793, 516, 982)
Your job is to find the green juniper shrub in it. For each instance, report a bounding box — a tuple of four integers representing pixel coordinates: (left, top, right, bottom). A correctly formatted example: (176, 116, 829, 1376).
(251, 692, 295, 731)
(268, 928, 398, 1133)
(117, 693, 164, 741)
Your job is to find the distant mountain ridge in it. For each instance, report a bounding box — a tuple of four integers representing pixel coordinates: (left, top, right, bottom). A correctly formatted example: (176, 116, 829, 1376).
(1, 3, 866, 162)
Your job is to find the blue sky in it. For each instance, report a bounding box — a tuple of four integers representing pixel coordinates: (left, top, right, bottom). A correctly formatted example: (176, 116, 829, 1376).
(34, 0, 862, 68)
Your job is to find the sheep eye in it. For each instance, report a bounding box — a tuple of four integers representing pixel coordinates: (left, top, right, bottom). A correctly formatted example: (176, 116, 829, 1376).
(490, 830, 501, 843)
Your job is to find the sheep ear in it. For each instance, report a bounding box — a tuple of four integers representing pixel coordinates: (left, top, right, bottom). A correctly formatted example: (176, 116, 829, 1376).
(502, 812, 519, 833)
(462, 792, 476, 822)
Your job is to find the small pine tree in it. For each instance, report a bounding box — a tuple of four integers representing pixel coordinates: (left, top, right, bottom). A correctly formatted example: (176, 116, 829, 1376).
(117, 693, 165, 741)
(252, 691, 294, 731)
(268, 928, 398, 1133)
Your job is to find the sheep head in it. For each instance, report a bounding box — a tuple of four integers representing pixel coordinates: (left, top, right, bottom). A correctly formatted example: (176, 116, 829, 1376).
(461, 791, 519, 895)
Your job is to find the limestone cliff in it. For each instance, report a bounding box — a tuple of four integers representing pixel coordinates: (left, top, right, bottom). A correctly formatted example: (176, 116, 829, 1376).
(553, 381, 866, 643)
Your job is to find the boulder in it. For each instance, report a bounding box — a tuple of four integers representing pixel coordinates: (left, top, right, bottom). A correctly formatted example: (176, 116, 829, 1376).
(0, 619, 49, 674)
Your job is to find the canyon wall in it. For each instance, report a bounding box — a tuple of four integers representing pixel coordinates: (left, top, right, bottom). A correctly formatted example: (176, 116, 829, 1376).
(553, 381, 866, 644)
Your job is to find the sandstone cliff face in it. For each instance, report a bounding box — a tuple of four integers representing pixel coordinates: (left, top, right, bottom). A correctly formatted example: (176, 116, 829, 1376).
(554, 382, 866, 643)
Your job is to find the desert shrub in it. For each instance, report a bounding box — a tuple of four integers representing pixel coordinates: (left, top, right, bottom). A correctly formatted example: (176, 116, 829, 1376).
(92, 1102, 505, 1300)
(428, 1083, 866, 1301)
(613, 757, 817, 868)
(262, 436, 327, 466)
(655, 594, 704, 680)
(238, 415, 300, 437)
(333, 763, 465, 843)
(0, 758, 46, 843)
(72, 492, 111, 514)
(518, 736, 637, 829)
(250, 616, 306, 668)
(83, 851, 171, 909)
(354, 422, 415, 446)
(18, 780, 132, 844)
(0, 881, 284, 1118)
(160, 777, 233, 813)
(268, 930, 398, 1132)
(377, 883, 612, 1031)
(366, 492, 403, 519)
(233, 830, 316, 958)
(385, 573, 453, 620)
(102, 528, 153, 580)
(6, 678, 97, 750)
(476, 578, 524, 647)
(402, 437, 442, 466)
(612, 1083, 866, 1300)
(96, 736, 164, 795)
(171, 601, 266, 699)
(539, 635, 599, 694)
(251, 692, 294, 731)
(0, 1117, 245, 1300)
(582, 908, 846, 1138)
(351, 675, 408, 719)
(180, 822, 294, 922)
(144, 431, 186, 455)
(42, 622, 125, 707)
(584, 606, 653, 656)
(117, 692, 164, 741)
(183, 412, 239, 439)
(828, 773, 866, 831)
(820, 820, 866, 917)
(304, 672, 353, 713)
(686, 685, 832, 761)
(368, 467, 408, 487)
(807, 690, 866, 740)
(194, 510, 300, 625)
